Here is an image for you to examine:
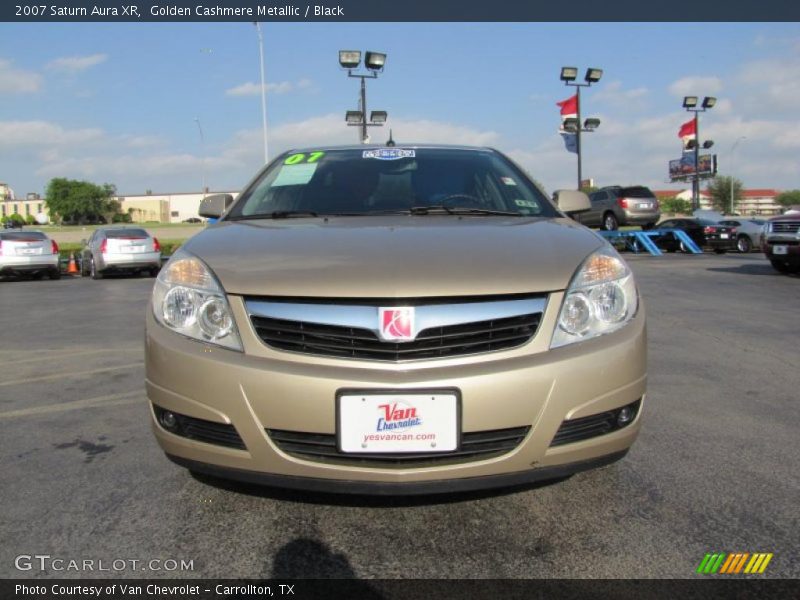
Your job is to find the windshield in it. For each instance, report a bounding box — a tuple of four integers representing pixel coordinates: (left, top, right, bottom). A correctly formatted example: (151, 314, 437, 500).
(0, 232, 47, 241)
(227, 148, 556, 219)
(619, 186, 655, 199)
(106, 229, 149, 239)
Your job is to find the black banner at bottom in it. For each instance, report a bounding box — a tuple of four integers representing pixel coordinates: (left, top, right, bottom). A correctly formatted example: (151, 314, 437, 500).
(3, 579, 798, 600)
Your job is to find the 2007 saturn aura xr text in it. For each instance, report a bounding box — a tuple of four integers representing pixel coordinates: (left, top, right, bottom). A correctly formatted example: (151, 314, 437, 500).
(145, 145, 647, 495)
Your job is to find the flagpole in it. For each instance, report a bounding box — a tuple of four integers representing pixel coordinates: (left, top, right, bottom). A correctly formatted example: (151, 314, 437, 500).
(559, 67, 602, 192)
(693, 113, 699, 210)
(576, 86, 582, 190)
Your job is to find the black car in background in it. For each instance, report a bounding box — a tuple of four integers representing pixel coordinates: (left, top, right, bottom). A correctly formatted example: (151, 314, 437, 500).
(655, 218, 738, 253)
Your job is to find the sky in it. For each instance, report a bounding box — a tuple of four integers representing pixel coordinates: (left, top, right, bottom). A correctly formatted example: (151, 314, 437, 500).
(2, 22, 800, 197)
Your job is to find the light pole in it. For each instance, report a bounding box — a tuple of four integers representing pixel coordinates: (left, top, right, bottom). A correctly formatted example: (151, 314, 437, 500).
(194, 117, 206, 196)
(254, 22, 269, 163)
(729, 136, 745, 215)
(560, 66, 603, 190)
(339, 50, 388, 144)
(682, 96, 716, 210)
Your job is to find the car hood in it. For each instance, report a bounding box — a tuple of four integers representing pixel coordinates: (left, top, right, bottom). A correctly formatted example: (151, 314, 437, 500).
(182, 216, 605, 298)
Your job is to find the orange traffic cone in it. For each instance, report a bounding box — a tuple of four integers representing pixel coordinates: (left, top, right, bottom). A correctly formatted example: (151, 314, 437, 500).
(67, 253, 79, 275)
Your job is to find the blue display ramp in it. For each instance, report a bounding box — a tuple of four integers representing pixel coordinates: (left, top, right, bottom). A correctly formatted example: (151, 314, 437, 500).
(598, 229, 702, 256)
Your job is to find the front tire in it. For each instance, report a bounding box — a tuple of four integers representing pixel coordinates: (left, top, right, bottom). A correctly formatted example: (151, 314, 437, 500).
(736, 235, 752, 253)
(642, 222, 656, 231)
(602, 212, 619, 231)
(48, 269, 61, 280)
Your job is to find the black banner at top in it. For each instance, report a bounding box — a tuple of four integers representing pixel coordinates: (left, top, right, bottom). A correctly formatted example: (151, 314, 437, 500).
(2, 0, 800, 22)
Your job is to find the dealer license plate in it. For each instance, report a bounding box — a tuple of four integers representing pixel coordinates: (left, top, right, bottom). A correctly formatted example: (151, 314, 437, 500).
(120, 245, 145, 253)
(720, 233, 729, 239)
(637, 202, 652, 209)
(773, 245, 788, 255)
(338, 392, 458, 453)
(16, 248, 39, 255)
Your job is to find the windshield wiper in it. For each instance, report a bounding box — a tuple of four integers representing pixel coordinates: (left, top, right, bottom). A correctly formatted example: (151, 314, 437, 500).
(228, 211, 319, 221)
(408, 206, 522, 216)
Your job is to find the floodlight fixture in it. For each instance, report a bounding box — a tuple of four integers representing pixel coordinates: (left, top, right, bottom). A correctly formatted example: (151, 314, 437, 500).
(370, 110, 388, 124)
(339, 50, 361, 69)
(683, 96, 698, 108)
(365, 51, 387, 71)
(345, 110, 363, 124)
(562, 117, 579, 132)
(702, 140, 714, 149)
(585, 68, 603, 83)
(584, 117, 601, 130)
(560, 67, 578, 82)
(702, 96, 716, 109)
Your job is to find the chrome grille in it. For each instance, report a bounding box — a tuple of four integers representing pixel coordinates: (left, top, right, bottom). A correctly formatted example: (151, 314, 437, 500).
(268, 426, 530, 467)
(246, 296, 546, 361)
(771, 221, 800, 234)
(251, 313, 541, 360)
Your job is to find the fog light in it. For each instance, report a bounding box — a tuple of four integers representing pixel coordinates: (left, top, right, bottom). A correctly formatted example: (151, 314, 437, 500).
(617, 407, 633, 426)
(160, 410, 178, 430)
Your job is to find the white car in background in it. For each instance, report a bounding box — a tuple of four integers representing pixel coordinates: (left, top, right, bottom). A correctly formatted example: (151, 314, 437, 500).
(0, 230, 61, 280)
(81, 227, 162, 279)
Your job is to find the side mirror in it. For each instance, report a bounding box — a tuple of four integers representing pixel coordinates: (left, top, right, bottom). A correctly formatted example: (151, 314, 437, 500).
(198, 194, 234, 218)
(554, 190, 591, 214)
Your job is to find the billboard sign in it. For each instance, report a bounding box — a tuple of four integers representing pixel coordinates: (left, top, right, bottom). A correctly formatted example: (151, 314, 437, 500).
(669, 153, 716, 181)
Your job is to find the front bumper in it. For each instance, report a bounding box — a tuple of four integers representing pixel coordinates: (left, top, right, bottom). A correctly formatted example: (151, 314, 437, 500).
(763, 239, 800, 264)
(145, 293, 647, 491)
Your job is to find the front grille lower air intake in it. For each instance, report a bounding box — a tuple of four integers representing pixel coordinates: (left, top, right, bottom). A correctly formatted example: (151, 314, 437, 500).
(246, 295, 546, 361)
(267, 426, 530, 467)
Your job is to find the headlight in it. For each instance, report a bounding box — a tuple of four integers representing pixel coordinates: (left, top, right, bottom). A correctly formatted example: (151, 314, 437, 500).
(551, 245, 638, 348)
(151, 249, 242, 351)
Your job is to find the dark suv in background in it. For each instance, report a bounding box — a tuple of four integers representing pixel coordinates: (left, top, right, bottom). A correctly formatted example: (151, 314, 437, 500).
(577, 186, 660, 231)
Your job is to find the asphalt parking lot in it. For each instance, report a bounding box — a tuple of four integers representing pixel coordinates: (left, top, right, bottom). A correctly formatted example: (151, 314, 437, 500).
(1, 252, 797, 579)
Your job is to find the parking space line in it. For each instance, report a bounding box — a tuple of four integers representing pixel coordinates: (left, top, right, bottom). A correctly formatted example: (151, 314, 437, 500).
(0, 362, 144, 387)
(0, 348, 140, 366)
(0, 390, 144, 419)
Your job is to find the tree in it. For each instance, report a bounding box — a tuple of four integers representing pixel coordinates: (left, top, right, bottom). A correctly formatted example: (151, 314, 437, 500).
(775, 189, 800, 208)
(705, 176, 743, 214)
(659, 197, 692, 215)
(44, 178, 120, 224)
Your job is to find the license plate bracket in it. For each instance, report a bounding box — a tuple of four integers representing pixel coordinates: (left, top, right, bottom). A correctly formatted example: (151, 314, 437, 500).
(337, 389, 460, 454)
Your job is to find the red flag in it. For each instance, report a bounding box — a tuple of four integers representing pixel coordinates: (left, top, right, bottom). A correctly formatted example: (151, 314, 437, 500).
(678, 118, 696, 138)
(557, 94, 578, 116)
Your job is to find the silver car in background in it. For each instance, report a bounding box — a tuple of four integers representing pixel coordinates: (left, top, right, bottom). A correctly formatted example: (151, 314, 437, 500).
(577, 186, 661, 231)
(0, 230, 61, 280)
(81, 227, 161, 279)
(718, 218, 765, 253)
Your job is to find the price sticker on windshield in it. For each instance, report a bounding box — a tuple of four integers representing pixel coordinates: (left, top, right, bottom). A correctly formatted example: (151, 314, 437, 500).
(363, 149, 415, 160)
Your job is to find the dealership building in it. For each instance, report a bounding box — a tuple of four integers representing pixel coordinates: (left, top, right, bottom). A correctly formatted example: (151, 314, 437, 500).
(0, 186, 239, 224)
(114, 190, 240, 223)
